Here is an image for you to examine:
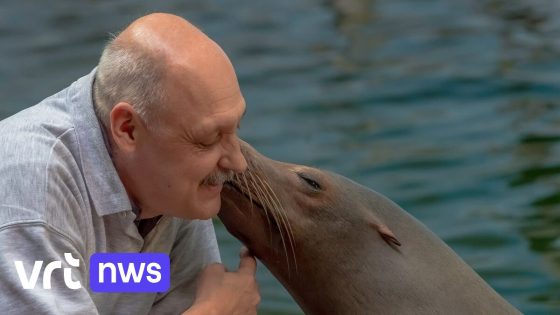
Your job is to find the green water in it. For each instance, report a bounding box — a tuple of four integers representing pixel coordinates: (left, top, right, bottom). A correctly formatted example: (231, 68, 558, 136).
(1, 0, 559, 313)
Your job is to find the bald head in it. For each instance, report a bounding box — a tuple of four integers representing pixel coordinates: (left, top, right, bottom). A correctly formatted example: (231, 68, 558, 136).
(92, 13, 247, 221)
(93, 13, 238, 131)
(115, 13, 213, 65)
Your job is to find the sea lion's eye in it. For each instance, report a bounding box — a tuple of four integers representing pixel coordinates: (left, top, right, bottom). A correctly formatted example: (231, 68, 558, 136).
(297, 172, 322, 190)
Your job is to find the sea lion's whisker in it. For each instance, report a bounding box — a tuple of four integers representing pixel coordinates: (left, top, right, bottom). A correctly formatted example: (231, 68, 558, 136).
(251, 173, 286, 251)
(255, 174, 295, 260)
(252, 173, 294, 275)
(238, 172, 255, 217)
(247, 171, 274, 242)
(248, 168, 297, 274)
(231, 166, 297, 275)
(259, 176, 298, 275)
(247, 172, 284, 248)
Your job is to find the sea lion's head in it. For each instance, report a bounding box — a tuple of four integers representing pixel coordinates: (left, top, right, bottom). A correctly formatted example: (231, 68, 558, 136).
(218, 140, 400, 299)
(218, 141, 520, 315)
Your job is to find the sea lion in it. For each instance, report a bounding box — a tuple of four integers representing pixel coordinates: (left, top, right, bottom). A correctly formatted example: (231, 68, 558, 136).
(218, 140, 520, 315)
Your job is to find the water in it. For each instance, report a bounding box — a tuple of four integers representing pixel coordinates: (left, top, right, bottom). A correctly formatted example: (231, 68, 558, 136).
(1, 0, 559, 313)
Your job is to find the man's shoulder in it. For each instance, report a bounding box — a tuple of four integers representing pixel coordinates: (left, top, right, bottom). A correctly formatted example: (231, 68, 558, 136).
(0, 85, 82, 178)
(0, 83, 85, 168)
(0, 87, 75, 140)
(0, 87, 89, 227)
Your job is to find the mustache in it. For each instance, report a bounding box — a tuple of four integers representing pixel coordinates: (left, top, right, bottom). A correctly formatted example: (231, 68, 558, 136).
(202, 170, 235, 186)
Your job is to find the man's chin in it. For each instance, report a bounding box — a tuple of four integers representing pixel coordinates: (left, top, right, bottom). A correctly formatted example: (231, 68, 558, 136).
(182, 199, 221, 220)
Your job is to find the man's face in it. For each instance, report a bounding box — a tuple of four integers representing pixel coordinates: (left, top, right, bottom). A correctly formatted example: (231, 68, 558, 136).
(128, 58, 247, 220)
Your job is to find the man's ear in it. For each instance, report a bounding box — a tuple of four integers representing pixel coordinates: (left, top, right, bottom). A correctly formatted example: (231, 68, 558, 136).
(110, 102, 141, 153)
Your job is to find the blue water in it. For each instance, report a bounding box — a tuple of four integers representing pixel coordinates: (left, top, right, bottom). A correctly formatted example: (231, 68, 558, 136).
(1, 0, 559, 313)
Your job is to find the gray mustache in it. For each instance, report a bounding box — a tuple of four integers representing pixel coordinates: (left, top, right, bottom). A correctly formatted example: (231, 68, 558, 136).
(202, 170, 234, 186)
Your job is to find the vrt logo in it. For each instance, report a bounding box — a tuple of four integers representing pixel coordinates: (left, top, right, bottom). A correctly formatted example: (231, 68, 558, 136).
(14, 253, 81, 290)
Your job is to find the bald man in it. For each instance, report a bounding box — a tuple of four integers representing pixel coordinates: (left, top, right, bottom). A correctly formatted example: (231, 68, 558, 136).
(0, 13, 259, 314)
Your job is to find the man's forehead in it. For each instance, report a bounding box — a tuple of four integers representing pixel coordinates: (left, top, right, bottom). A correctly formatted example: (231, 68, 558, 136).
(206, 99, 246, 127)
(166, 63, 241, 104)
(176, 96, 246, 136)
(161, 43, 245, 134)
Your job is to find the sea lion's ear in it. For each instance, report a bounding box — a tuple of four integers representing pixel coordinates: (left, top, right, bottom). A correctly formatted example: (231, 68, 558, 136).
(377, 225, 402, 247)
(368, 221, 402, 247)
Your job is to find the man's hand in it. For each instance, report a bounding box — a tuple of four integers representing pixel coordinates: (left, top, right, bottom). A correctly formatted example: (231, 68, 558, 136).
(184, 247, 260, 315)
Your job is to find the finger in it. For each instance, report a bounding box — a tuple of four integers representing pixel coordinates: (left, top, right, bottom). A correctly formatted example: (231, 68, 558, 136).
(238, 247, 257, 275)
(198, 263, 227, 288)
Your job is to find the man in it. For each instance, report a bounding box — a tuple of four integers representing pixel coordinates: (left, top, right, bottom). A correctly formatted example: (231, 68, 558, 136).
(0, 13, 260, 314)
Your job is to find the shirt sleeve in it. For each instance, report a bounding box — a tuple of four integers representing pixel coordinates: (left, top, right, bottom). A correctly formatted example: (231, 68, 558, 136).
(0, 222, 99, 315)
(149, 218, 221, 314)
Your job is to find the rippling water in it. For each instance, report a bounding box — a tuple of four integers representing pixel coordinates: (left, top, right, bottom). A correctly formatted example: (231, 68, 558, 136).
(2, 0, 560, 314)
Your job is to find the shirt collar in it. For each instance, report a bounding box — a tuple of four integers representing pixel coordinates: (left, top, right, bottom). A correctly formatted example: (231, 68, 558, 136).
(67, 68, 133, 216)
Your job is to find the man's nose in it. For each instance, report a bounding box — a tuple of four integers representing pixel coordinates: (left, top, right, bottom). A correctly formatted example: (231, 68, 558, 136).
(219, 136, 248, 173)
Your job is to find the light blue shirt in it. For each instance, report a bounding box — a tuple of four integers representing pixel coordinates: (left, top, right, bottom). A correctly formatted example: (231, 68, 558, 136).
(0, 69, 220, 314)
